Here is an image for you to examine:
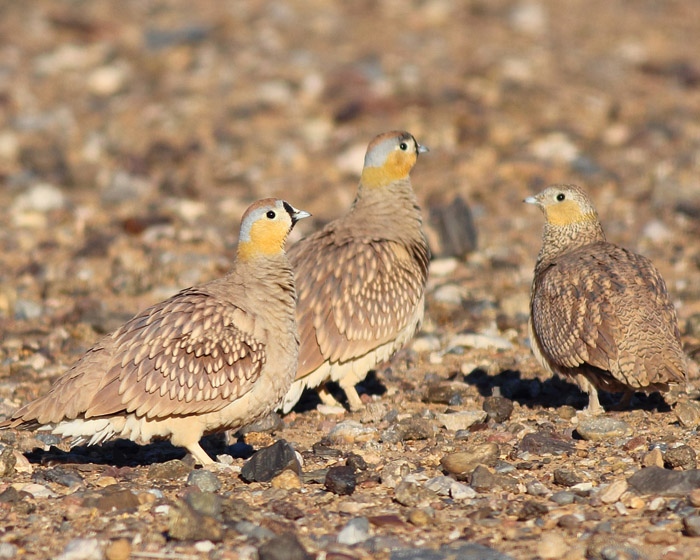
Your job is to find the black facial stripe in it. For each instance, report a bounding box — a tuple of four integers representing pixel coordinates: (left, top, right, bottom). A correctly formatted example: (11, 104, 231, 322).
(282, 201, 294, 216)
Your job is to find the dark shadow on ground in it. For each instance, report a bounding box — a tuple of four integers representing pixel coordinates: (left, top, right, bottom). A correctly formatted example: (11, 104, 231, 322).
(462, 367, 672, 412)
(290, 369, 387, 413)
(22, 433, 253, 467)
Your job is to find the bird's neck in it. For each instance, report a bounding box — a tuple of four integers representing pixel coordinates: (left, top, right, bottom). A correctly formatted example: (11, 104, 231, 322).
(535, 220, 606, 271)
(349, 177, 425, 242)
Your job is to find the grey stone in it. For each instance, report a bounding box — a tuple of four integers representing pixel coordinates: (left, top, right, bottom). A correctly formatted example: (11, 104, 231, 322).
(0, 543, 17, 559)
(258, 533, 312, 560)
(187, 469, 222, 492)
(553, 468, 584, 487)
(233, 521, 275, 540)
(325, 465, 356, 495)
(424, 476, 477, 500)
(185, 491, 222, 519)
(428, 195, 478, 258)
(576, 417, 631, 441)
(525, 479, 550, 496)
(683, 516, 700, 537)
(38, 466, 83, 488)
(394, 480, 438, 507)
(518, 430, 574, 455)
(627, 467, 700, 496)
(241, 440, 300, 483)
(471, 465, 519, 492)
(381, 460, 413, 488)
(167, 500, 223, 541)
(483, 396, 514, 422)
(337, 517, 370, 545)
(435, 410, 486, 431)
(382, 416, 437, 443)
(14, 300, 43, 321)
(518, 500, 549, 520)
(550, 490, 576, 505)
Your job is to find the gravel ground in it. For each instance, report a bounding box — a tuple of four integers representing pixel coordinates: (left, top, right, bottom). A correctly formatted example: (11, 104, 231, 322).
(2, 1, 700, 559)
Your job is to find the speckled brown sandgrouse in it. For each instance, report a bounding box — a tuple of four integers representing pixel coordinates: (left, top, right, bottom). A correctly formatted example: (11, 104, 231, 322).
(2, 199, 310, 464)
(526, 184, 688, 413)
(280, 131, 430, 412)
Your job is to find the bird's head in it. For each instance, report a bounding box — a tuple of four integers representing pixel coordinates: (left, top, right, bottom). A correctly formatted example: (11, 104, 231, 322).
(524, 184, 599, 227)
(360, 131, 428, 189)
(237, 198, 310, 261)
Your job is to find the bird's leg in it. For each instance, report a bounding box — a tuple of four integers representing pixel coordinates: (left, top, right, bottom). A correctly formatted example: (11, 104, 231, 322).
(584, 387, 603, 415)
(186, 441, 215, 466)
(318, 385, 343, 408)
(339, 380, 364, 412)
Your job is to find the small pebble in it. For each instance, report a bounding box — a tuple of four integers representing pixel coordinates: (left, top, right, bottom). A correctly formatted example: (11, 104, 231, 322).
(105, 539, 131, 560)
(689, 488, 700, 507)
(271, 469, 301, 490)
(325, 465, 356, 495)
(550, 491, 576, 505)
(553, 468, 584, 487)
(407, 508, 433, 527)
(440, 443, 500, 479)
(643, 447, 664, 468)
(674, 401, 700, 428)
(258, 533, 312, 560)
(240, 440, 300, 483)
(337, 517, 370, 545)
(187, 469, 222, 493)
(683, 516, 700, 537)
(483, 396, 514, 422)
(327, 421, 378, 444)
(435, 410, 486, 431)
(599, 480, 628, 504)
(0, 543, 18, 559)
(55, 538, 102, 560)
(664, 445, 697, 470)
(537, 533, 568, 559)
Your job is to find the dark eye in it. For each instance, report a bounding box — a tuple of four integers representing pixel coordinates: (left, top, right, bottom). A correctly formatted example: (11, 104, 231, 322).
(399, 142, 408, 151)
(556, 193, 565, 201)
(266, 210, 276, 219)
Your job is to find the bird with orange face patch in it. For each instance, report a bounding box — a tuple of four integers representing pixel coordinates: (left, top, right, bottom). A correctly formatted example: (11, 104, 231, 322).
(281, 131, 430, 412)
(526, 184, 688, 414)
(2, 199, 310, 464)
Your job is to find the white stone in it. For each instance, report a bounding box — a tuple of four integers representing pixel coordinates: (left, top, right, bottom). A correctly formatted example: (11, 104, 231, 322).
(448, 333, 513, 351)
(430, 258, 458, 277)
(435, 410, 486, 431)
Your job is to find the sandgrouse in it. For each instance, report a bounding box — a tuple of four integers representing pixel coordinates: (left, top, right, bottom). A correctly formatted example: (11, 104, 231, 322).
(526, 184, 688, 413)
(2, 199, 310, 464)
(281, 131, 430, 413)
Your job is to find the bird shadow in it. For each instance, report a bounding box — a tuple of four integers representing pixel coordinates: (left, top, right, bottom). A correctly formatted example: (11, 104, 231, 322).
(461, 367, 673, 413)
(290, 369, 387, 413)
(21, 433, 253, 467)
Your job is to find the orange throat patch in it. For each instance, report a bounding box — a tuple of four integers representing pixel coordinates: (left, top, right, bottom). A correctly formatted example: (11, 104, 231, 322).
(361, 151, 416, 188)
(545, 200, 597, 227)
(237, 220, 288, 261)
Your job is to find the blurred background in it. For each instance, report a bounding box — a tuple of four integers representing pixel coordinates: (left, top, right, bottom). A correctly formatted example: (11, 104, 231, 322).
(1, 0, 700, 403)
